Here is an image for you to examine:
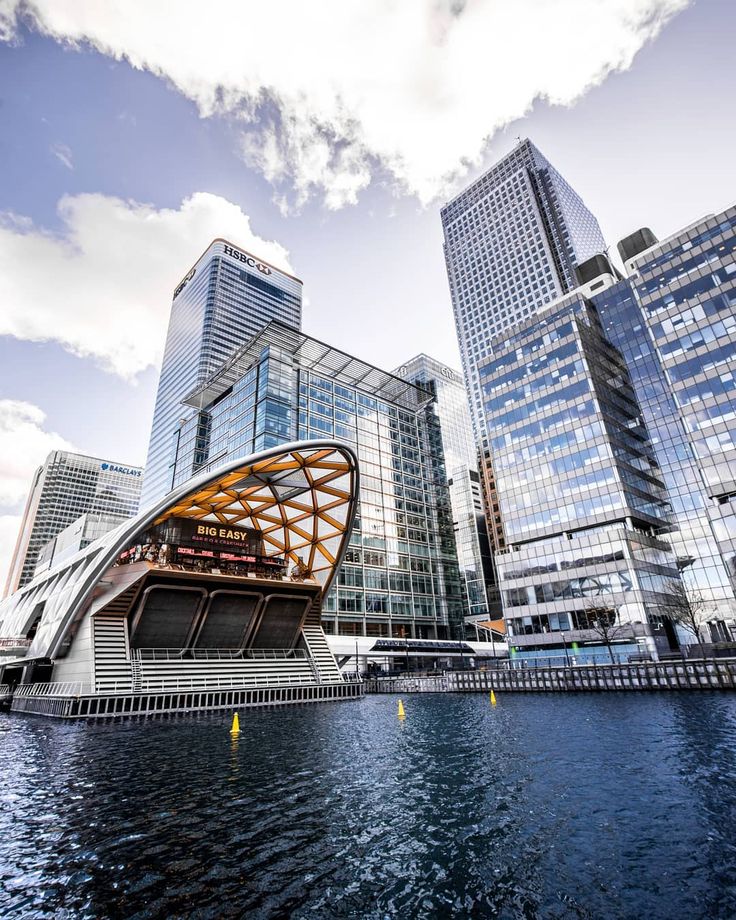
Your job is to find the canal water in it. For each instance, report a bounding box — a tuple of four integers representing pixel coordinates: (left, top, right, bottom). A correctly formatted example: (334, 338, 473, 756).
(1, 693, 735, 919)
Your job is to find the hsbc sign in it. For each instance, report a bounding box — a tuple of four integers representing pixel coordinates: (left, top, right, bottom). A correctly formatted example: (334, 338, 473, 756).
(223, 244, 272, 275)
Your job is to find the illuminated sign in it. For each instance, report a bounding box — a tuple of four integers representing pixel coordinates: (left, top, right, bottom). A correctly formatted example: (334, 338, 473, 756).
(194, 524, 252, 543)
(100, 463, 142, 478)
(176, 517, 260, 552)
(222, 244, 272, 275)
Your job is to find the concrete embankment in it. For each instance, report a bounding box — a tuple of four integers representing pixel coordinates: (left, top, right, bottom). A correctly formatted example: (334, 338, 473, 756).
(365, 659, 736, 693)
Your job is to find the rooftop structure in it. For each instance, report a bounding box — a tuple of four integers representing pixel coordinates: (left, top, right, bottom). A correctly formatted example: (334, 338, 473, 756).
(185, 322, 431, 414)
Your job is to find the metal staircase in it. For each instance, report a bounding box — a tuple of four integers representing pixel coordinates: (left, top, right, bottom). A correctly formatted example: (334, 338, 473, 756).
(130, 650, 142, 692)
(301, 604, 343, 683)
(93, 616, 133, 692)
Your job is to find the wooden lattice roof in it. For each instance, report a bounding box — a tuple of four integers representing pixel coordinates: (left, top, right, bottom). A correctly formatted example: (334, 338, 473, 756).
(155, 444, 357, 585)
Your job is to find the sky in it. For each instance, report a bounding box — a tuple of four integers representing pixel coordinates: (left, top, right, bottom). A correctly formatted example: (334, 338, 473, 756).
(0, 0, 734, 586)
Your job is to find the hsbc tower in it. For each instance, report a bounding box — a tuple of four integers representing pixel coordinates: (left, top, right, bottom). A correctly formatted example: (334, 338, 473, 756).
(141, 240, 303, 508)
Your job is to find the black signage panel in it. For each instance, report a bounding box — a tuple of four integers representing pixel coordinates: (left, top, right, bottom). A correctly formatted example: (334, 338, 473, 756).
(175, 517, 261, 554)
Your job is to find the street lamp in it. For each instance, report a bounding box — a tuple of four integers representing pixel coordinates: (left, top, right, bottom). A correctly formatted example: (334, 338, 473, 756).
(560, 631, 571, 667)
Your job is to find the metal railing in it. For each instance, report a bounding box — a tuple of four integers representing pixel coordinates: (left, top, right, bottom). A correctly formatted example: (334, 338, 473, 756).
(14, 681, 91, 698)
(365, 660, 736, 693)
(10, 674, 363, 699)
(97, 673, 355, 694)
(133, 647, 307, 661)
(0, 684, 11, 696)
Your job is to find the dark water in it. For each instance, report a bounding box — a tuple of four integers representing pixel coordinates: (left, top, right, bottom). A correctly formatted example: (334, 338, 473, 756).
(1, 694, 736, 919)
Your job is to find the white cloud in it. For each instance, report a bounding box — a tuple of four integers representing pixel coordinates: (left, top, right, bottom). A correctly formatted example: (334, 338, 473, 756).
(0, 192, 293, 378)
(0, 400, 75, 506)
(51, 141, 73, 170)
(0, 400, 77, 589)
(0, 0, 688, 207)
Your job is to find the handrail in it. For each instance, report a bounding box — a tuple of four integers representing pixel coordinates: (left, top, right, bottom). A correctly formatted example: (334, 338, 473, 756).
(14, 681, 90, 697)
(133, 674, 318, 692)
(134, 647, 307, 661)
(96, 674, 353, 694)
(0, 683, 10, 696)
(13, 675, 363, 697)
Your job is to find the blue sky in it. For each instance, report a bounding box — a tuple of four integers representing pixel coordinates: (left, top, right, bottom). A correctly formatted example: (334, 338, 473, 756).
(0, 0, 734, 582)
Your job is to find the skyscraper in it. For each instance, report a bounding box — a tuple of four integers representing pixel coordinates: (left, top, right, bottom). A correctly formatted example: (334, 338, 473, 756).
(441, 139, 606, 444)
(395, 354, 496, 622)
(484, 292, 681, 662)
(4, 451, 142, 595)
(482, 202, 736, 656)
(177, 321, 464, 640)
(604, 208, 736, 633)
(395, 355, 476, 472)
(141, 239, 302, 508)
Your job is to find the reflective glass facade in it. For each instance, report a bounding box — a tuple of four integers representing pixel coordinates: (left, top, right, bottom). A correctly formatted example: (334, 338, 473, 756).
(395, 354, 495, 620)
(625, 206, 736, 627)
(4, 451, 142, 595)
(481, 300, 673, 540)
(141, 240, 302, 508)
(442, 137, 736, 650)
(594, 277, 736, 634)
(480, 296, 681, 659)
(171, 324, 464, 640)
(498, 525, 681, 662)
(395, 355, 477, 472)
(441, 139, 606, 445)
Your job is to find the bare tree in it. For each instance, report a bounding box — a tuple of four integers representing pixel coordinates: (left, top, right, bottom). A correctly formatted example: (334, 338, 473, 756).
(580, 603, 627, 663)
(662, 581, 713, 657)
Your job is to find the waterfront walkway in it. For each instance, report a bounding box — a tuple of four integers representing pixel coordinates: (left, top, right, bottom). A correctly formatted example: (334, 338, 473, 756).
(365, 658, 736, 693)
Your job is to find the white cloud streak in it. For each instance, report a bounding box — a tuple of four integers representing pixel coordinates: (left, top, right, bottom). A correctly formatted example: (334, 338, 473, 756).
(1, 0, 688, 207)
(50, 141, 73, 170)
(0, 192, 293, 378)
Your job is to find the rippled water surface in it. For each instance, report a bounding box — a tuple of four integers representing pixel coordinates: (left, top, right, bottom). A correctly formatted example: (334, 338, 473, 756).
(2, 693, 736, 919)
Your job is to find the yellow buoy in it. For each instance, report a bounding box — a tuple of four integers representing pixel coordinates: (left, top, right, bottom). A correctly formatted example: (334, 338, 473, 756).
(490, 690, 497, 706)
(398, 699, 406, 719)
(230, 712, 240, 735)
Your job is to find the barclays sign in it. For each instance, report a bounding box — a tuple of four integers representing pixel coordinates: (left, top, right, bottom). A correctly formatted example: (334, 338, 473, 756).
(101, 463, 142, 478)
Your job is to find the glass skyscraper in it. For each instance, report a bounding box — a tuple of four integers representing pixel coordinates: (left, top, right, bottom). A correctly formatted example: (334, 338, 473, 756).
(482, 294, 681, 661)
(174, 322, 464, 640)
(441, 140, 736, 651)
(395, 354, 496, 622)
(476, 200, 736, 655)
(610, 207, 736, 634)
(141, 239, 302, 508)
(441, 139, 606, 444)
(4, 451, 142, 595)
